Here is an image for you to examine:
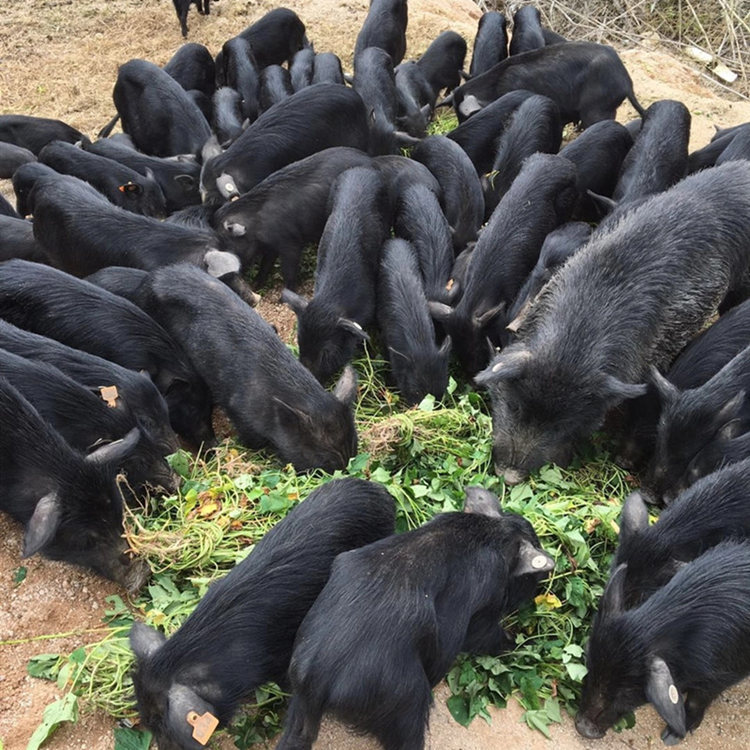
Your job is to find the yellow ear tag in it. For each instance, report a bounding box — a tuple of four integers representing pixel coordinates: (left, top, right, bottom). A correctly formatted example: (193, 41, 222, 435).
(186, 710, 219, 745)
(99, 385, 119, 408)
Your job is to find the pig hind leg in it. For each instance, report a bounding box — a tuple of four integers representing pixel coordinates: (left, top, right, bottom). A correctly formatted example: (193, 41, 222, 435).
(369, 675, 432, 750)
(275, 694, 323, 750)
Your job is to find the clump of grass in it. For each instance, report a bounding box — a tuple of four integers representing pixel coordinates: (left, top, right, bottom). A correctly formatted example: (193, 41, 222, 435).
(25, 352, 635, 746)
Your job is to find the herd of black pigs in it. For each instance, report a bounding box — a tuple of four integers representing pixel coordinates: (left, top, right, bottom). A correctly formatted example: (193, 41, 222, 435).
(2, 1, 750, 747)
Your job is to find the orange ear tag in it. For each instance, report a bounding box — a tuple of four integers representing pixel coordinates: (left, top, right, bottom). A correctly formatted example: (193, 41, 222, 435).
(99, 385, 119, 408)
(186, 710, 219, 745)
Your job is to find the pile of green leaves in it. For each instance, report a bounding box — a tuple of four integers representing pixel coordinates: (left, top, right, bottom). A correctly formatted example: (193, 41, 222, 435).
(22, 351, 635, 748)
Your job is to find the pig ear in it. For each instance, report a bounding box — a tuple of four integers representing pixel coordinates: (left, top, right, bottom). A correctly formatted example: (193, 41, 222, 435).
(645, 656, 686, 740)
(204, 249, 240, 278)
(713, 391, 746, 434)
(438, 335, 453, 358)
(280, 288, 308, 316)
(601, 374, 648, 402)
(216, 172, 240, 200)
(514, 538, 555, 576)
(337, 318, 370, 341)
(474, 348, 532, 387)
(86, 427, 141, 465)
(201, 134, 223, 162)
(333, 366, 358, 406)
(222, 220, 246, 237)
(463, 486, 502, 517)
(619, 491, 649, 547)
(598, 563, 627, 620)
(23, 492, 61, 558)
(166, 684, 219, 747)
(650, 366, 680, 405)
(174, 173, 196, 189)
(117, 180, 142, 195)
(472, 302, 505, 330)
(428, 301, 454, 323)
(129, 621, 166, 660)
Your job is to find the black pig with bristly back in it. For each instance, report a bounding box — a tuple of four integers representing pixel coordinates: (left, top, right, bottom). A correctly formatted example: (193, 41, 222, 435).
(130, 478, 396, 750)
(576, 541, 750, 744)
(275, 486, 554, 750)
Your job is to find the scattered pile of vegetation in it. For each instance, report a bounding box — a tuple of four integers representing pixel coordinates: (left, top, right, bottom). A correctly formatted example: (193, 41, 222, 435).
(21, 349, 637, 748)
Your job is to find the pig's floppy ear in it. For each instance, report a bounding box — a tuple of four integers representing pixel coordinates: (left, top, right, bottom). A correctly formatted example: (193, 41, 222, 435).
(280, 288, 308, 317)
(598, 563, 627, 621)
(645, 656, 686, 740)
(601, 374, 648, 403)
(474, 348, 532, 387)
(463, 486, 502, 517)
(618, 491, 649, 548)
(23, 492, 61, 558)
(337, 318, 370, 341)
(129, 621, 166, 660)
(513, 538, 555, 577)
(333, 366, 358, 406)
(650, 365, 680, 406)
(167, 684, 220, 748)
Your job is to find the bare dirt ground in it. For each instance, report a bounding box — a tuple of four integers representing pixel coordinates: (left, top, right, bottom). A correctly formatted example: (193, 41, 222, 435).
(2, 2, 750, 750)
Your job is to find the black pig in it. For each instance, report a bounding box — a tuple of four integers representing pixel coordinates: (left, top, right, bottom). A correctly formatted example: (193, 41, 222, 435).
(38, 140, 167, 217)
(393, 182, 454, 303)
(416, 30, 467, 102)
(0, 114, 89, 155)
(446, 89, 535, 174)
(614, 469, 750, 607)
(411, 135, 485, 252)
(200, 84, 369, 205)
(312, 53, 345, 85)
(509, 6, 545, 56)
(0, 259, 213, 448)
(214, 147, 372, 289)
(139, 264, 359, 472)
(378, 239, 452, 404)
(163, 42, 215, 97)
(558, 119, 633, 221)
(259, 65, 294, 113)
(276, 485, 554, 750)
(290, 48, 315, 91)
(112, 59, 212, 157)
(354, 0, 408, 66)
(281, 167, 389, 382)
(0, 318, 174, 454)
(432, 153, 578, 375)
(353, 47, 399, 156)
(0, 349, 175, 494)
(450, 42, 645, 126)
(470, 12, 508, 77)
(619, 298, 750, 473)
(219, 36, 261, 122)
(481, 93, 562, 218)
(475, 162, 750, 485)
(0, 141, 36, 179)
(130, 478, 395, 750)
(613, 99, 690, 205)
(505, 221, 592, 331)
(0, 374, 148, 591)
(29, 172, 240, 280)
(83, 139, 201, 213)
(576, 541, 750, 744)
(649, 344, 750, 501)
